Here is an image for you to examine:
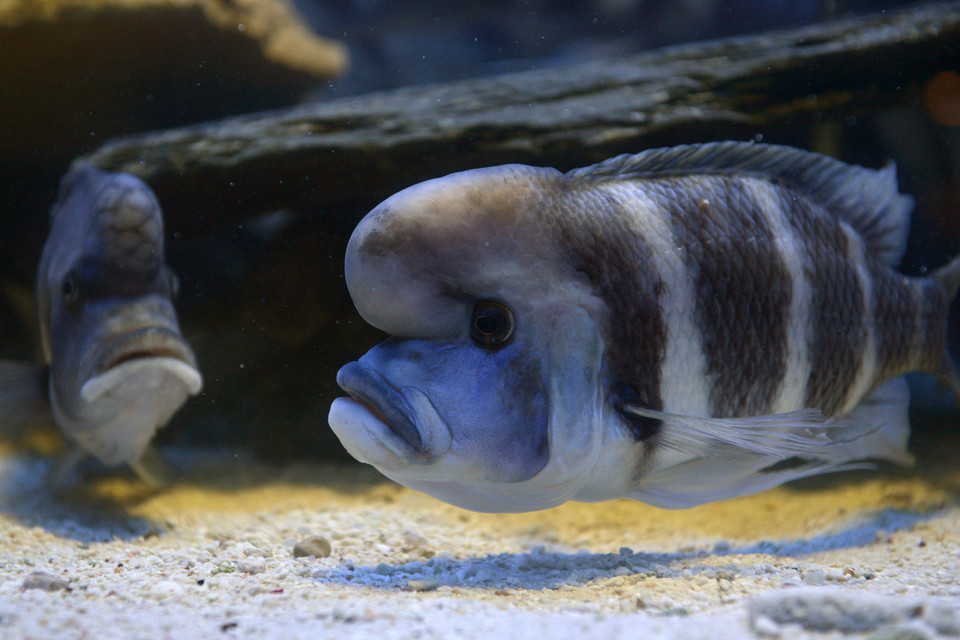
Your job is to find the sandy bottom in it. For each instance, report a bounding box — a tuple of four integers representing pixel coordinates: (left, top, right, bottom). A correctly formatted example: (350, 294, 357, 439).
(0, 442, 958, 639)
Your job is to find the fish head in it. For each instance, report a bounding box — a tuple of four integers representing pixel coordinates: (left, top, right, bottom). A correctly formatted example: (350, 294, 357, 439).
(36, 166, 202, 465)
(329, 165, 608, 512)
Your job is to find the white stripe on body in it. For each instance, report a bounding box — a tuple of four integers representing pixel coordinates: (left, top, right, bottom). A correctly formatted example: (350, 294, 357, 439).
(838, 222, 878, 415)
(742, 180, 813, 414)
(603, 181, 711, 418)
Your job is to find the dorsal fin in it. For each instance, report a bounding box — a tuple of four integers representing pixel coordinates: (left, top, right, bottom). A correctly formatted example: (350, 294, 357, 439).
(567, 142, 914, 266)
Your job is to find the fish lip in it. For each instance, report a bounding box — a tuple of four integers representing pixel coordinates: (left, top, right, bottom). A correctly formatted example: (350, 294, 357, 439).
(336, 361, 426, 455)
(94, 326, 197, 375)
(80, 327, 202, 403)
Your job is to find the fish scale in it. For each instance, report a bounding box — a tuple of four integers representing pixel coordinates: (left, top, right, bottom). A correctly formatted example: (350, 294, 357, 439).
(658, 176, 791, 418)
(918, 280, 951, 372)
(770, 191, 866, 416)
(329, 141, 960, 513)
(557, 187, 667, 440)
(874, 272, 916, 381)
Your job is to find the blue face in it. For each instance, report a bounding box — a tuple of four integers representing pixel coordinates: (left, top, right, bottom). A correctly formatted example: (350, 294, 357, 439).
(329, 299, 609, 513)
(329, 164, 609, 511)
(338, 333, 551, 484)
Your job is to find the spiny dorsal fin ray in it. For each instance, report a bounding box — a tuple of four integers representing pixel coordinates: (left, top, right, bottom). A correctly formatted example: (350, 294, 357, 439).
(567, 141, 914, 266)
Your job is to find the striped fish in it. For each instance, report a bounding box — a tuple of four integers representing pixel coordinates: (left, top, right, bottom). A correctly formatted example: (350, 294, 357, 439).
(328, 142, 960, 513)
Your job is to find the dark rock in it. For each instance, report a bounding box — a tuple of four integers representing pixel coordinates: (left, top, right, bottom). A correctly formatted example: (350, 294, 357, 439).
(80, 2, 960, 236)
(0, 0, 347, 167)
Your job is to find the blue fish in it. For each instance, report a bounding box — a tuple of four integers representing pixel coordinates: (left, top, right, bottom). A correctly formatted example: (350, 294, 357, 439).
(329, 142, 960, 513)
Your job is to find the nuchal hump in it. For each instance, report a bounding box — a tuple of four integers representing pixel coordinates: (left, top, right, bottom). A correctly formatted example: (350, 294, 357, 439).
(90, 177, 165, 277)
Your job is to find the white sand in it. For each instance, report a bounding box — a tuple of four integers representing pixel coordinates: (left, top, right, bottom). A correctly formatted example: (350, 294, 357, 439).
(0, 447, 958, 639)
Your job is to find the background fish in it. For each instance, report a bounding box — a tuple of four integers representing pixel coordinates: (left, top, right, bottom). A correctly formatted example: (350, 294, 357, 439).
(328, 141, 960, 513)
(0, 166, 202, 478)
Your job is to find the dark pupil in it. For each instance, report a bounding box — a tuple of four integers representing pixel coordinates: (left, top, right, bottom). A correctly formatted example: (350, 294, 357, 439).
(61, 280, 73, 297)
(471, 300, 514, 347)
(475, 313, 500, 335)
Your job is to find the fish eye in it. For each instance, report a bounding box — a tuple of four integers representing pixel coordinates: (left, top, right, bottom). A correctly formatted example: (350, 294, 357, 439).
(470, 299, 514, 347)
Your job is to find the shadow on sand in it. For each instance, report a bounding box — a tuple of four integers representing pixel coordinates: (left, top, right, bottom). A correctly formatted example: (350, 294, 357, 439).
(318, 507, 940, 592)
(0, 455, 155, 543)
(0, 448, 388, 543)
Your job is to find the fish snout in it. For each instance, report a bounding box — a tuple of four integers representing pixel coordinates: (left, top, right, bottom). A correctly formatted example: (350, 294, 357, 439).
(336, 362, 426, 456)
(95, 326, 197, 376)
(78, 326, 202, 405)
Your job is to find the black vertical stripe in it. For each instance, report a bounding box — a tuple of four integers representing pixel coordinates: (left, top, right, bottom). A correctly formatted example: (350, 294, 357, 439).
(873, 269, 917, 380)
(776, 189, 866, 416)
(557, 191, 666, 441)
(655, 176, 792, 417)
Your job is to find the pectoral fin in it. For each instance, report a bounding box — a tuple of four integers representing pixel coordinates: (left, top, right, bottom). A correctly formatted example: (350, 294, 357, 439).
(628, 377, 911, 464)
(628, 405, 851, 460)
(0, 361, 53, 439)
(128, 445, 173, 488)
(625, 378, 913, 509)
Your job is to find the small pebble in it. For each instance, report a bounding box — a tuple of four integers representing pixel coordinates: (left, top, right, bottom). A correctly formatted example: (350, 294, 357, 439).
(238, 558, 266, 574)
(401, 529, 428, 550)
(825, 568, 847, 582)
(293, 535, 332, 558)
(407, 578, 440, 592)
(150, 580, 185, 598)
(294, 565, 317, 578)
(22, 571, 70, 592)
(803, 569, 826, 586)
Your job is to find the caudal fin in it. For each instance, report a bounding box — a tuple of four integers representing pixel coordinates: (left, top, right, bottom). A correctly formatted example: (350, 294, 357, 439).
(931, 253, 960, 297)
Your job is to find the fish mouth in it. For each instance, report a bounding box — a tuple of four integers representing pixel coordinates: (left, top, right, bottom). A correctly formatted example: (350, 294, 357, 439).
(335, 361, 425, 455)
(81, 327, 202, 403)
(95, 326, 196, 372)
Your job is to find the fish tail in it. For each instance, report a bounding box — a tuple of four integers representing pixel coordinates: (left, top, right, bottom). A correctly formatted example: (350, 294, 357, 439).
(931, 252, 960, 299)
(930, 253, 960, 401)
